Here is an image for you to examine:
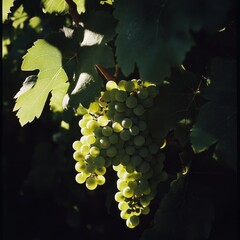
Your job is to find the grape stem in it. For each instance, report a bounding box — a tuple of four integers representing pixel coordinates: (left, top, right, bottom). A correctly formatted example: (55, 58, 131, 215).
(95, 64, 117, 82)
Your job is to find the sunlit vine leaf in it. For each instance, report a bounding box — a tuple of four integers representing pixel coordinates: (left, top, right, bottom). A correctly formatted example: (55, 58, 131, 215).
(2, 0, 14, 23)
(42, 0, 69, 14)
(2, 37, 11, 58)
(100, 0, 114, 5)
(114, 0, 233, 83)
(11, 4, 29, 29)
(190, 58, 237, 169)
(13, 39, 69, 126)
(73, 0, 86, 14)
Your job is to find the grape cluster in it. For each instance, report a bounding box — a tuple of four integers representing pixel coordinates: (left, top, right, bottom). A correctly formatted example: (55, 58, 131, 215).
(72, 79, 168, 228)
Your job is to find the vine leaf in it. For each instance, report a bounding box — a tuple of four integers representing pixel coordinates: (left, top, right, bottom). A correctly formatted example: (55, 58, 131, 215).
(147, 69, 200, 147)
(13, 39, 69, 126)
(141, 175, 215, 240)
(42, 0, 69, 13)
(190, 58, 237, 169)
(114, 0, 233, 83)
(72, 0, 86, 14)
(2, 0, 14, 23)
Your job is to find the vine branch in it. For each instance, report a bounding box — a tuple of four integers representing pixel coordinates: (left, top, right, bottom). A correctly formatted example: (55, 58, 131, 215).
(65, 0, 81, 27)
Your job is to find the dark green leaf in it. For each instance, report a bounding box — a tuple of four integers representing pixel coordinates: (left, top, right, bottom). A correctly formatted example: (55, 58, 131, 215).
(190, 58, 237, 169)
(147, 69, 201, 146)
(114, 0, 233, 83)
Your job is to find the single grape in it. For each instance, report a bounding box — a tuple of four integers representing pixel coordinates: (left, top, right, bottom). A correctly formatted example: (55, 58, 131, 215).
(123, 187, 134, 198)
(133, 135, 145, 147)
(112, 122, 123, 132)
(115, 90, 127, 102)
(86, 177, 98, 190)
(75, 172, 87, 184)
(72, 140, 82, 151)
(115, 192, 125, 202)
(106, 80, 118, 91)
(121, 118, 132, 129)
(126, 96, 137, 108)
(97, 115, 109, 126)
(101, 126, 113, 137)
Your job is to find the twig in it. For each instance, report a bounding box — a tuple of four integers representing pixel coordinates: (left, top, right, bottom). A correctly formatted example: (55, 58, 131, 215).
(65, 0, 81, 27)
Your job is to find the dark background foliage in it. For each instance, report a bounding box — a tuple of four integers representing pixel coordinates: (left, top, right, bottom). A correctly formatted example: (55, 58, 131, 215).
(1, 0, 238, 240)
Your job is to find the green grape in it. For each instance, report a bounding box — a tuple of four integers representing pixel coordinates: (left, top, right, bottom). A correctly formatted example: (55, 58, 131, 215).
(121, 118, 132, 129)
(118, 80, 127, 90)
(95, 166, 106, 175)
(138, 88, 149, 99)
(121, 154, 130, 165)
(96, 175, 106, 185)
(133, 104, 145, 116)
(131, 155, 143, 167)
(78, 118, 88, 128)
(117, 179, 128, 191)
(115, 192, 125, 202)
(81, 127, 92, 136)
(134, 135, 145, 147)
(141, 206, 150, 215)
(106, 80, 118, 91)
(86, 119, 99, 131)
(113, 164, 124, 172)
(99, 136, 111, 149)
(94, 156, 105, 168)
(73, 151, 84, 161)
(128, 180, 138, 190)
(75, 161, 84, 172)
(113, 112, 124, 122)
(83, 113, 92, 120)
(106, 145, 118, 158)
(109, 88, 118, 101)
(129, 126, 140, 136)
(112, 122, 123, 132)
(109, 133, 119, 144)
(120, 129, 131, 141)
(115, 90, 127, 102)
(126, 96, 137, 108)
(75, 172, 87, 184)
(80, 144, 90, 156)
(86, 177, 98, 190)
(123, 187, 134, 198)
(139, 147, 149, 158)
(115, 102, 126, 112)
(120, 210, 132, 220)
(88, 102, 100, 114)
(138, 161, 151, 173)
(127, 216, 140, 228)
(102, 126, 113, 137)
(126, 163, 135, 173)
(72, 140, 82, 151)
(102, 90, 111, 102)
(86, 135, 96, 145)
(97, 115, 109, 126)
(125, 145, 135, 155)
(118, 201, 129, 211)
(86, 162, 96, 173)
(124, 81, 135, 92)
(90, 146, 100, 157)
